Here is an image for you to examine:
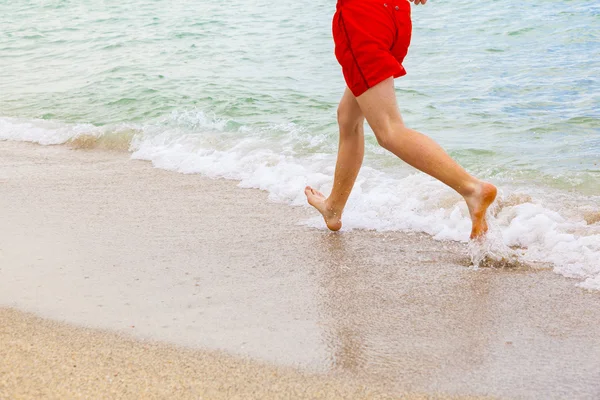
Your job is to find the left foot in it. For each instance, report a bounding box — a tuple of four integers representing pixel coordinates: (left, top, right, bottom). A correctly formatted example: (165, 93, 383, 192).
(464, 181, 497, 240)
(304, 186, 342, 231)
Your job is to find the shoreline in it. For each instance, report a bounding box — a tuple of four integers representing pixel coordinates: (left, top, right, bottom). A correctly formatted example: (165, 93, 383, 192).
(1, 141, 599, 399)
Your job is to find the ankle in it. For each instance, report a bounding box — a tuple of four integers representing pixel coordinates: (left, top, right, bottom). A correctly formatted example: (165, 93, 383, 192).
(325, 198, 343, 216)
(459, 180, 481, 198)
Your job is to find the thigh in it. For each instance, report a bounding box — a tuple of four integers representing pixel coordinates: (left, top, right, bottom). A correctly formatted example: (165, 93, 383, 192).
(355, 77, 404, 135)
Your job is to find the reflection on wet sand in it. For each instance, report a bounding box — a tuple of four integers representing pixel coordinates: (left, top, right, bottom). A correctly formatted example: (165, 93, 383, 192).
(313, 232, 497, 391)
(310, 231, 600, 398)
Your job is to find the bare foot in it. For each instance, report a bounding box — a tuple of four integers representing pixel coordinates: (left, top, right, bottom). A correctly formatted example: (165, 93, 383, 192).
(304, 186, 342, 231)
(465, 181, 497, 240)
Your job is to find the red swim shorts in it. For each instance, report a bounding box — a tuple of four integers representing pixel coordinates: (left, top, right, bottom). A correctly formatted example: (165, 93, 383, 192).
(333, 0, 412, 97)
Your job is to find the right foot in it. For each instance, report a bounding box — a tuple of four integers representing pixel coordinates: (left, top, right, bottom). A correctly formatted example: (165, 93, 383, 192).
(304, 186, 342, 231)
(464, 181, 498, 240)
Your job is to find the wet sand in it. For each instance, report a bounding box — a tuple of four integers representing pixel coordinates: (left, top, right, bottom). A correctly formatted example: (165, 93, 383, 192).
(1, 141, 599, 399)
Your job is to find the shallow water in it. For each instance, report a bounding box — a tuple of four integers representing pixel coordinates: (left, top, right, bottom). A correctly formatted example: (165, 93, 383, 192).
(0, 0, 599, 288)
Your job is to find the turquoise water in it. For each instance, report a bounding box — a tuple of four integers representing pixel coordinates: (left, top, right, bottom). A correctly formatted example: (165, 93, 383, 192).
(1, 0, 599, 288)
(1, 0, 599, 189)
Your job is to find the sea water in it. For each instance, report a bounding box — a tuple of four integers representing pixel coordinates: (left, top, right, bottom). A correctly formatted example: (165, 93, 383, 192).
(1, 0, 599, 289)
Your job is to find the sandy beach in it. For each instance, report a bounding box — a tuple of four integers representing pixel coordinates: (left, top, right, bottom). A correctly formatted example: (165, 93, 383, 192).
(1, 141, 599, 399)
(2, 308, 458, 400)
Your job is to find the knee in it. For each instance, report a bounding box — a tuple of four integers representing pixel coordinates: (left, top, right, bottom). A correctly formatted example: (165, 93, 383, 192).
(337, 105, 363, 135)
(373, 120, 406, 150)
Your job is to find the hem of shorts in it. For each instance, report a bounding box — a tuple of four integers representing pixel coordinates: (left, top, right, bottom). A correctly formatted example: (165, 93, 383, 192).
(351, 67, 406, 97)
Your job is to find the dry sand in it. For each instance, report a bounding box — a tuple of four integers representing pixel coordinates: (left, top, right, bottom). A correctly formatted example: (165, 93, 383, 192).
(1, 307, 469, 400)
(1, 141, 599, 399)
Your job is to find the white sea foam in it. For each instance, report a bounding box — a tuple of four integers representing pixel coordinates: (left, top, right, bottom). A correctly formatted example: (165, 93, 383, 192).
(0, 117, 101, 145)
(2, 115, 599, 290)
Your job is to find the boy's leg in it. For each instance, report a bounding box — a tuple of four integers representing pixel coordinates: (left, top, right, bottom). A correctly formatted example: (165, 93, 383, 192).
(355, 77, 497, 239)
(305, 88, 365, 231)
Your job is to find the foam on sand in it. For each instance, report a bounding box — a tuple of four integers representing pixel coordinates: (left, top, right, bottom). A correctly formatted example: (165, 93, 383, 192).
(1, 115, 599, 290)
